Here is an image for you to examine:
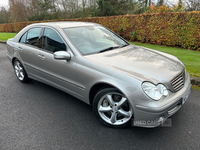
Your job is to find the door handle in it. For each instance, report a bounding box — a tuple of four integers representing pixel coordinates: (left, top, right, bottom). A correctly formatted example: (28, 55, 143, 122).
(38, 54, 45, 60)
(18, 47, 23, 52)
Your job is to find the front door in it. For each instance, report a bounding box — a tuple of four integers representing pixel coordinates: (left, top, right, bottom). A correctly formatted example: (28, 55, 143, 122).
(37, 27, 78, 95)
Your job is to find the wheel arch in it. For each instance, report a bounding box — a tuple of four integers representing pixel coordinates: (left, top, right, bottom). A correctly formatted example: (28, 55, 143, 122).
(12, 57, 18, 65)
(12, 57, 26, 70)
(89, 82, 126, 105)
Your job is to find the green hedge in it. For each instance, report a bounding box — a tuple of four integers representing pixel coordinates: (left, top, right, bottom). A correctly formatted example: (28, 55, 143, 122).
(0, 12, 200, 50)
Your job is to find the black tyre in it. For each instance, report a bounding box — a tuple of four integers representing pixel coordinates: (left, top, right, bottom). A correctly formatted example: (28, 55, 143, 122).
(13, 59, 30, 83)
(93, 88, 133, 128)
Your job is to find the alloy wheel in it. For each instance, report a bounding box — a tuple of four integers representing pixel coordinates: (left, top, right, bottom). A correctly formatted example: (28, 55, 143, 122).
(14, 61, 25, 81)
(97, 92, 133, 125)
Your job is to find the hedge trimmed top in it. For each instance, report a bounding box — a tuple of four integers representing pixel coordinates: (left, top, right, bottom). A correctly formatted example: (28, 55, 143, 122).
(0, 12, 200, 51)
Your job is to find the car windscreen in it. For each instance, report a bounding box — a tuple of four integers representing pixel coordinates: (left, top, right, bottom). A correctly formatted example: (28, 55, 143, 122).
(64, 26, 128, 55)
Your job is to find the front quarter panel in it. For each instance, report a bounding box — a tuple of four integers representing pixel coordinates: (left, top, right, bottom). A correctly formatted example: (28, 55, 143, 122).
(75, 55, 148, 106)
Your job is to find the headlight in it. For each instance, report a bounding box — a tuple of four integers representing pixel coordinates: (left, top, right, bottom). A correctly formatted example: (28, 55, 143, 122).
(142, 82, 169, 100)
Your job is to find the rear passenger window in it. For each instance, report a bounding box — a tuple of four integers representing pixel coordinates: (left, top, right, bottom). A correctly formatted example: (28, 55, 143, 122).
(26, 28, 42, 48)
(19, 32, 27, 43)
(42, 28, 66, 53)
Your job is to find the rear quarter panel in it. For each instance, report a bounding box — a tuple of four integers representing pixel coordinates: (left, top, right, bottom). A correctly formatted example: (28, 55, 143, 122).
(7, 38, 16, 62)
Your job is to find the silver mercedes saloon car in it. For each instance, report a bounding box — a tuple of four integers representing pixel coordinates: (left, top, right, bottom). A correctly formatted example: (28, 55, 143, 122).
(7, 22, 191, 128)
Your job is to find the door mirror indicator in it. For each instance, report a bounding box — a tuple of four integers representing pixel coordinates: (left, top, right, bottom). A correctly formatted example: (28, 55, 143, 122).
(54, 51, 71, 61)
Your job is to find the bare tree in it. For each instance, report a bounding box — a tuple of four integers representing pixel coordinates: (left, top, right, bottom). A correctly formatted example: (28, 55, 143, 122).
(0, 6, 10, 23)
(9, 0, 28, 23)
(182, 0, 200, 10)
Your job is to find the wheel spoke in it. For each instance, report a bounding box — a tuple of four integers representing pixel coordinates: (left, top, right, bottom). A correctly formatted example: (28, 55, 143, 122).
(15, 69, 19, 73)
(16, 71, 19, 77)
(15, 65, 19, 70)
(117, 97, 127, 107)
(17, 62, 20, 69)
(20, 72, 24, 78)
(19, 66, 22, 71)
(99, 106, 112, 112)
(110, 112, 117, 123)
(106, 94, 114, 106)
(118, 109, 131, 118)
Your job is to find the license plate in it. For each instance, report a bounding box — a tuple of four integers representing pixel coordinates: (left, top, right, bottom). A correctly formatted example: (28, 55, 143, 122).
(182, 89, 191, 105)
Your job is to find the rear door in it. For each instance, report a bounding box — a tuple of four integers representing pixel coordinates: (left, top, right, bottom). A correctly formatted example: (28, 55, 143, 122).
(17, 27, 44, 77)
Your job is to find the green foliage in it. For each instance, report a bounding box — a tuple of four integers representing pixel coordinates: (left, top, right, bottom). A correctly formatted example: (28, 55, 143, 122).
(157, 0, 164, 7)
(97, 0, 114, 16)
(28, 0, 58, 21)
(130, 31, 137, 41)
(96, 0, 138, 16)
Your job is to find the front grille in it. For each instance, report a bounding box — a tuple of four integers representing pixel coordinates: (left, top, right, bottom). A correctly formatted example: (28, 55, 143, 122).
(171, 70, 186, 92)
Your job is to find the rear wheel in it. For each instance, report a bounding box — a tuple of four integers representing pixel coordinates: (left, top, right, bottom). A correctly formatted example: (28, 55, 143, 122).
(93, 88, 133, 128)
(13, 59, 30, 83)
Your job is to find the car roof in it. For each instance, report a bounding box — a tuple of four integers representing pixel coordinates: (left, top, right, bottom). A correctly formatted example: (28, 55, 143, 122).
(32, 21, 98, 28)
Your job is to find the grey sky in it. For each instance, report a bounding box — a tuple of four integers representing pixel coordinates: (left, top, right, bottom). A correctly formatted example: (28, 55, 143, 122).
(167, 0, 179, 5)
(0, 0, 9, 8)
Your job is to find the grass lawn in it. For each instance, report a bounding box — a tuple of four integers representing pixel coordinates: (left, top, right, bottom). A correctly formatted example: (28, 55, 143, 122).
(130, 42, 200, 79)
(0, 32, 17, 41)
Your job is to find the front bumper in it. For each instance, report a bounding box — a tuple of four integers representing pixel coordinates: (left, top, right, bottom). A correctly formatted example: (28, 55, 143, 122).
(132, 72, 191, 128)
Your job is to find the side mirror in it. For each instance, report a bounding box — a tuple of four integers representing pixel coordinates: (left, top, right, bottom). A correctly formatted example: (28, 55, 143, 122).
(54, 51, 71, 61)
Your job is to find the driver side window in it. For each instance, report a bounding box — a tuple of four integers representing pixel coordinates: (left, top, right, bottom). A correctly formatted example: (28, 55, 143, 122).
(42, 28, 66, 53)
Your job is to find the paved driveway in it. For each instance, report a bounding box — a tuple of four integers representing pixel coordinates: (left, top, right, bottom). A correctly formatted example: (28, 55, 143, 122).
(0, 43, 200, 150)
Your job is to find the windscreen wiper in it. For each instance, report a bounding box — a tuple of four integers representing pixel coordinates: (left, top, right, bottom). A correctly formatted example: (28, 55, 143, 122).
(99, 46, 120, 53)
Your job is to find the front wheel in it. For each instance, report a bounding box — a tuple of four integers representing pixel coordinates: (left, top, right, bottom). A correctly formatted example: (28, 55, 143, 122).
(93, 88, 133, 128)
